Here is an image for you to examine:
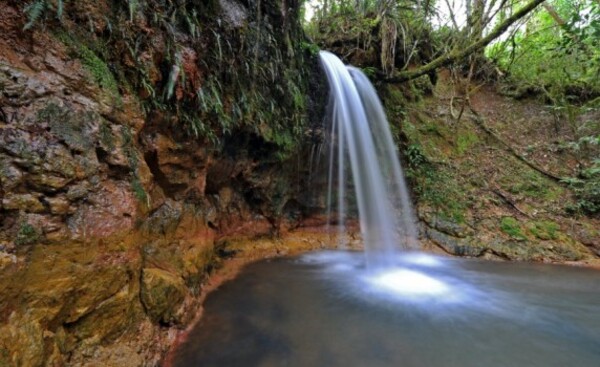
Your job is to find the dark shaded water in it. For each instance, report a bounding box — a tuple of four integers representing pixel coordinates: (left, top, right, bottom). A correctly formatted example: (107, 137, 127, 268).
(171, 251, 600, 367)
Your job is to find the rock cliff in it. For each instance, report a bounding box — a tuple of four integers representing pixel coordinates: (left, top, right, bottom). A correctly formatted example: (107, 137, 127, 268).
(0, 0, 326, 365)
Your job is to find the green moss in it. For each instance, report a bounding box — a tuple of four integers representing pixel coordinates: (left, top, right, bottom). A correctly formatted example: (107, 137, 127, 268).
(421, 121, 442, 135)
(15, 223, 41, 246)
(564, 162, 600, 215)
(501, 165, 563, 201)
(56, 32, 120, 102)
(121, 126, 138, 170)
(405, 148, 468, 223)
(80, 46, 120, 100)
(131, 176, 148, 204)
(0, 345, 11, 367)
(500, 217, 526, 239)
(527, 220, 560, 240)
(455, 131, 479, 156)
(99, 121, 116, 151)
(37, 103, 95, 154)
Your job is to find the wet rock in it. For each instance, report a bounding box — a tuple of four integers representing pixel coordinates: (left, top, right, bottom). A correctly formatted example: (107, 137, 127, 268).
(0, 251, 17, 269)
(2, 193, 45, 213)
(141, 201, 182, 236)
(426, 227, 484, 256)
(66, 181, 92, 201)
(422, 213, 472, 238)
(36, 103, 99, 153)
(142, 235, 214, 295)
(36, 144, 79, 180)
(97, 122, 130, 168)
(63, 267, 131, 324)
(67, 180, 137, 238)
(219, 0, 249, 28)
(67, 344, 144, 367)
(0, 156, 24, 190)
(66, 283, 137, 345)
(0, 128, 44, 167)
(141, 132, 209, 198)
(46, 196, 72, 215)
(570, 224, 600, 256)
(487, 238, 529, 260)
(0, 313, 45, 367)
(140, 268, 187, 324)
(28, 173, 72, 192)
(20, 213, 65, 237)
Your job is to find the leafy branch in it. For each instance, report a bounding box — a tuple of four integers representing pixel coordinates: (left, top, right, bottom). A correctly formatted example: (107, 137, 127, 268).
(384, 0, 547, 83)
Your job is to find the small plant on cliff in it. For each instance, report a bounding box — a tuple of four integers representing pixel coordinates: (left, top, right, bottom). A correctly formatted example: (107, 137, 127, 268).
(131, 176, 149, 205)
(528, 220, 560, 240)
(500, 216, 526, 240)
(55, 32, 121, 103)
(564, 159, 600, 215)
(15, 223, 41, 246)
(23, 0, 65, 30)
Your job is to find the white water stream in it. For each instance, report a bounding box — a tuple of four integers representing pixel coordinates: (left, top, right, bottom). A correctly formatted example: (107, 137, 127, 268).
(320, 51, 419, 270)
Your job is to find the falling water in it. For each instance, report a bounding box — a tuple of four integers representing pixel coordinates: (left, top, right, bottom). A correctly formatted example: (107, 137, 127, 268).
(320, 51, 419, 269)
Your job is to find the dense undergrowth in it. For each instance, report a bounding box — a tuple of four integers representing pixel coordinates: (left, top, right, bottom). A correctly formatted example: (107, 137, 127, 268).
(21, 0, 314, 161)
(21, 0, 600, 216)
(303, 0, 599, 218)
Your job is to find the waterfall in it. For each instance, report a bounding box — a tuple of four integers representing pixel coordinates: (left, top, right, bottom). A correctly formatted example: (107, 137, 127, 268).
(320, 51, 419, 270)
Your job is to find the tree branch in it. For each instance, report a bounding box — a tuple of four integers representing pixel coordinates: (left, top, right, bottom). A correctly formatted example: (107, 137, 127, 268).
(384, 0, 546, 83)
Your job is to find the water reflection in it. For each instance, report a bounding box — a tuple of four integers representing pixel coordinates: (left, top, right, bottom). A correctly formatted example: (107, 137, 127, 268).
(172, 251, 600, 367)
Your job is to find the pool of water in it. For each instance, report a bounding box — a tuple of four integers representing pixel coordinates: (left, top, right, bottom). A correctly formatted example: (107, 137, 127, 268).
(171, 251, 600, 367)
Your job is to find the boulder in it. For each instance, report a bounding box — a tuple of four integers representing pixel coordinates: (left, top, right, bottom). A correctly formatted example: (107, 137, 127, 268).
(140, 268, 187, 325)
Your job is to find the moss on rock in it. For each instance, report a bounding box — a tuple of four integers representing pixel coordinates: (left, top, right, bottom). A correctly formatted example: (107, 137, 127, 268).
(140, 268, 187, 325)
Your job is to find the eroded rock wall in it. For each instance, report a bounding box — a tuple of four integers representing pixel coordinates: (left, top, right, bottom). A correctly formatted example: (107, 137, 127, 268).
(0, 0, 325, 365)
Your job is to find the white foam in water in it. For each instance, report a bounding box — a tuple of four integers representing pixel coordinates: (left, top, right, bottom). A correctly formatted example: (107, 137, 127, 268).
(398, 253, 444, 267)
(368, 269, 449, 297)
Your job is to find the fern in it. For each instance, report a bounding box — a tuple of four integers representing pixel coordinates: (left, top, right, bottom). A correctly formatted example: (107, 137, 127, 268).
(23, 0, 65, 30)
(56, 0, 64, 20)
(23, 0, 47, 30)
(128, 0, 139, 21)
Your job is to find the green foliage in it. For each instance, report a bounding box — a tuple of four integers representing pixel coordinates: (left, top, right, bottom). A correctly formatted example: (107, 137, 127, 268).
(361, 66, 378, 78)
(24, 0, 46, 30)
(489, 0, 600, 99)
(23, 0, 66, 30)
(305, 0, 433, 77)
(406, 144, 428, 168)
(15, 223, 40, 246)
(456, 131, 479, 156)
(56, 32, 121, 102)
(563, 159, 600, 214)
(99, 122, 116, 151)
(131, 176, 148, 204)
(405, 144, 467, 222)
(507, 169, 560, 200)
(300, 41, 320, 56)
(77, 44, 120, 100)
(500, 216, 526, 239)
(527, 220, 560, 240)
(128, 0, 140, 21)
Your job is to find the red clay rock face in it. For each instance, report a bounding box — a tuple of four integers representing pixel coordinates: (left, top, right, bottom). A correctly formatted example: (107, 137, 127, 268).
(67, 180, 138, 239)
(0, 0, 322, 365)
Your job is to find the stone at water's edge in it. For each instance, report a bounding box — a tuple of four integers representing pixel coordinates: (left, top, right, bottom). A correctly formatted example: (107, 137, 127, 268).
(141, 268, 188, 325)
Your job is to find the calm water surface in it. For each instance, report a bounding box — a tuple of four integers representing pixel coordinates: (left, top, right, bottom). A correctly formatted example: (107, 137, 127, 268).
(172, 251, 600, 367)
